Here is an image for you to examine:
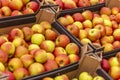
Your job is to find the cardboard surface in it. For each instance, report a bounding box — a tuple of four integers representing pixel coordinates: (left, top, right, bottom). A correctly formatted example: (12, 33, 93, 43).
(106, 0, 120, 8)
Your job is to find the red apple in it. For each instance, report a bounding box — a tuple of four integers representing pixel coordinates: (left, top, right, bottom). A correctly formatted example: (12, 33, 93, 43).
(102, 43, 114, 52)
(11, 10, 22, 16)
(68, 54, 80, 63)
(40, 21, 52, 29)
(58, 17, 69, 27)
(113, 29, 120, 41)
(3, 70, 15, 80)
(112, 20, 119, 30)
(55, 34, 70, 48)
(0, 36, 8, 46)
(92, 17, 104, 26)
(113, 41, 120, 49)
(63, 0, 77, 9)
(110, 15, 116, 21)
(72, 13, 85, 22)
(44, 59, 58, 71)
(82, 10, 93, 20)
(0, 49, 8, 63)
(101, 36, 114, 45)
(115, 13, 120, 23)
(22, 8, 34, 14)
(55, 54, 70, 67)
(111, 7, 120, 15)
(53, 47, 67, 56)
(105, 26, 113, 36)
(78, 0, 90, 7)
(65, 15, 74, 25)
(1, 6, 12, 16)
(1, 0, 10, 7)
(101, 59, 110, 72)
(100, 7, 111, 16)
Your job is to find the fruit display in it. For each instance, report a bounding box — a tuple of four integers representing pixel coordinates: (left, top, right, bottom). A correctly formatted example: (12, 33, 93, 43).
(57, 6, 120, 53)
(42, 72, 105, 80)
(0, 0, 39, 18)
(0, 20, 81, 80)
(101, 51, 120, 80)
(45, 0, 105, 10)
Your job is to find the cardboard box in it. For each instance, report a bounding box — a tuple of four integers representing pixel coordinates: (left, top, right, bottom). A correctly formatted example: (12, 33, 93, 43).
(106, 0, 120, 8)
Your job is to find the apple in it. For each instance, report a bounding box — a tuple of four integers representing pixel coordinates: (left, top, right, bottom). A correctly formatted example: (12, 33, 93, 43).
(22, 27, 33, 41)
(101, 59, 110, 72)
(102, 43, 114, 52)
(100, 36, 114, 45)
(11, 10, 22, 16)
(45, 29, 57, 41)
(93, 76, 105, 80)
(0, 49, 8, 63)
(40, 21, 52, 29)
(93, 13, 100, 18)
(47, 52, 55, 60)
(78, 0, 90, 7)
(65, 43, 79, 55)
(1, 6, 12, 16)
(22, 0, 30, 5)
(20, 54, 34, 68)
(109, 66, 120, 80)
(83, 20, 93, 28)
(43, 77, 54, 80)
(104, 19, 112, 27)
(113, 41, 120, 49)
(15, 46, 29, 58)
(55, 0, 64, 9)
(58, 17, 69, 27)
(73, 21, 83, 29)
(101, 14, 110, 20)
(1, 0, 10, 7)
(54, 74, 69, 80)
(9, 28, 24, 41)
(115, 13, 120, 23)
(1, 42, 15, 58)
(8, 58, 23, 72)
(28, 44, 40, 51)
(0, 36, 8, 46)
(72, 78, 78, 80)
(94, 24, 106, 37)
(90, 0, 99, 5)
(88, 29, 101, 42)
(44, 59, 58, 71)
(99, 0, 105, 3)
(26, 1, 39, 12)
(112, 20, 119, 30)
(13, 68, 29, 80)
(55, 34, 70, 48)
(31, 33, 45, 45)
(53, 47, 67, 56)
(72, 13, 84, 22)
(66, 24, 79, 37)
(113, 29, 120, 41)
(0, 62, 5, 72)
(3, 70, 15, 80)
(80, 38, 92, 45)
(100, 7, 111, 16)
(105, 26, 113, 36)
(31, 24, 45, 34)
(82, 10, 93, 20)
(55, 54, 70, 67)
(65, 15, 74, 25)
(28, 62, 45, 76)
(34, 49, 47, 63)
(63, 0, 77, 9)
(79, 30, 87, 40)
(68, 54, 80, 63)
(79, 72, 93, 80)
(40, 40, 55, 52)
(22, 8, 34, 14)
(110, 14, 116, 21)
(9, 0, 23, 10)
(92, 17, 104, 26)
(111, 7, 119, 15)
(108, 57, 119, 67)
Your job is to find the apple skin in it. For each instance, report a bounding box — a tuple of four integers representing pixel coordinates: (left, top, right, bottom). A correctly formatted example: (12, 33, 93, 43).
(66, 24, 80, 37)
(44, 59, 58, 71)
(83, 20, 93, 29)
(90, 0, 99, 5)
(78, 0, 90, 7)
(80, 38, 92, 45)
(40, 40, 55, 53)
(47, 52, 55, 60)
(53, 47, 67, 56)
(72, 13, 85, 22)
(8, 58, 23, 72)
(55, 54, 70, 67)
(93, 76, 105, 80)
(1, 6, 12, 16)
(63, 0, 77, 9)
(65, 43, 79, 55)
(22, 27, 33, 41)
(0, 49, 8, 63)
(40, 21, 52, 29)
(100, 7, 111, 16)
(45, 29, 57, 41)
(105, 26, 113, 36)
(68, 54, 80, 63)
(113, 29, 120, 41)
(113, 41, 120, 49)
(3, 70, 15, 80)
(101, 59, 110, 72)
(22, 0, 30, 5)
(100, 36, 114, 45)
(22, 8, 34, 14)
(58, 17, 69, 27)
(55, 0, 64, 9)
(9, 28, 24, 41)
(34, 49, 47, 63)
(108, 57, 119, 67)
(79, 72, 93, 80)
(26, 1, 39, 12)
(15, 46, 29, 58)
(79, 30, 87, 40)
(9, 0, 23, 10)
(13, 68, 29, 80)
(42, 77, 54, 80)
(112, 20, 119, 30)
(11, 10, 22, 16)
(101, 14, 110, 20)
(31, 33, 45, 45)
(1, 0, 10, 7)
(28, 62, 45, 76)
(1, 42, 15, 58)
(28, 44, 40, 51)
(115, 13, 120, 23)
(104, 19, 112, 27)
(88, 29, 101, 42)
(92, 17, 104, 26)
(111, 7, 119, 15)
(73, 21, 83, 29)
(109, 66, 120, 80)
(55, 34, 70, 48)
(102, 43, 114, 52)
(0, 62, 5, 72)
(65, 15, 74, 25)
(31, 24, 45, 34)
(82, 10, 93, 20)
